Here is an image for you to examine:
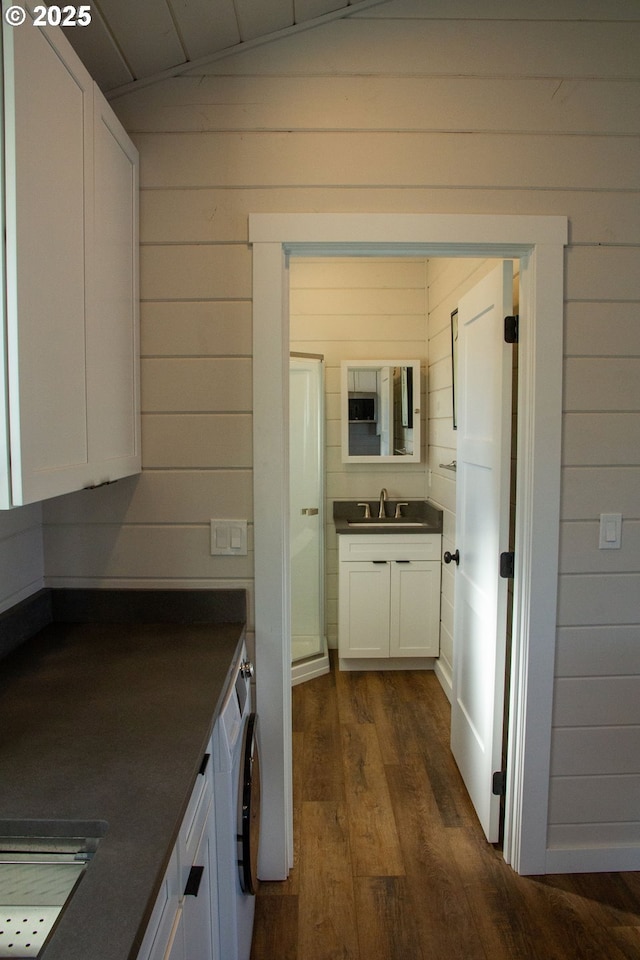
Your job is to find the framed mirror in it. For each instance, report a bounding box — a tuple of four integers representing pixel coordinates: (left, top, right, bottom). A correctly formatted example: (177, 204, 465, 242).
(340, 360, 421, 463)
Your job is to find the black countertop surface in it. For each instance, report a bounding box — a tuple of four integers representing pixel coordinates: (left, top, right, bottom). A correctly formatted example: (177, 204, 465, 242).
(333, 498, 443, 535)
(0, 589, 247, 960)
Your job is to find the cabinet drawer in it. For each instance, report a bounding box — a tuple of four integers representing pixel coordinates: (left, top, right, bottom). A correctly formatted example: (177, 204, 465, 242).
(339, 534, 441, 563)
(178, 742, 213, 894)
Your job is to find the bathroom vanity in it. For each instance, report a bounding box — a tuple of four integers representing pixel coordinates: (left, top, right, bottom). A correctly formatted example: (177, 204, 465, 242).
(334, 500, 443, 670)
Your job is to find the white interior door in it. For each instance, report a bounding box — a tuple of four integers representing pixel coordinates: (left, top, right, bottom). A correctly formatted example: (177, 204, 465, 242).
(450, 260, 514, 843)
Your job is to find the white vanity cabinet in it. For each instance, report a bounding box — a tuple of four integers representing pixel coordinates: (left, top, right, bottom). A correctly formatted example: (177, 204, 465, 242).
(137, 741, 219, 960)
(338, 534, 441, 662)
(1, 8, 140, 508)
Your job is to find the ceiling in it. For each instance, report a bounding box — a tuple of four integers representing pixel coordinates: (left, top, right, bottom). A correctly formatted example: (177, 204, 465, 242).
(59, 0, 390, 97)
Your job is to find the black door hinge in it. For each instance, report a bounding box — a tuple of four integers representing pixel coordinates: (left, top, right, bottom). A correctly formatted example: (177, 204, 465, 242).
(504, 314, 519, 344)
(492, 770, 507, 796)
(499, 551, 515, 579)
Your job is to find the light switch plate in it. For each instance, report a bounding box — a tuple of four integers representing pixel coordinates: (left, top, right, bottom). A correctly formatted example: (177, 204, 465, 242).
(598, 513, 622, 550)
(210, 519, 248, 556)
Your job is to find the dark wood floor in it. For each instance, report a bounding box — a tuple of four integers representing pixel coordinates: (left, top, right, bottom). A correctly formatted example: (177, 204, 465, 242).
(250, 656, 640, 960)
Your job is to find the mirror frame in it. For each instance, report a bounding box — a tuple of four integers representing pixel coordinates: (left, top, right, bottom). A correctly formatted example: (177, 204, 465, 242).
(340, 359, 421, 463)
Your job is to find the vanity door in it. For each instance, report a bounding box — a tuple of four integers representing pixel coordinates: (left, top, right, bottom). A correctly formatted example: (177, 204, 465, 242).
(338, 560, 391, 658)
(389, 560, 441, 657)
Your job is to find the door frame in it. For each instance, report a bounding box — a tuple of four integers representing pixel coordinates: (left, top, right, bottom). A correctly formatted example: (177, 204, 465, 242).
(250, 213, 568, 878)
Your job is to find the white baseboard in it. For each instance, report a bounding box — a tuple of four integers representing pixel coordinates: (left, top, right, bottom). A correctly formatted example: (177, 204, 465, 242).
(545, 846, 640, 874)
(434, 657, 453, 703)
(338, 656, 436, 672)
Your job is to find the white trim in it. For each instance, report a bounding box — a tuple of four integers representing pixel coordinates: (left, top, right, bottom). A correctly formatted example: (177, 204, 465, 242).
(251, 213, 567, 878)
(434, 658, 453, 703)
(546, 847, 640, 874)
(502, 243, 565, 874)
(249, 213, 567, 246)
(252, 243, 292, 879)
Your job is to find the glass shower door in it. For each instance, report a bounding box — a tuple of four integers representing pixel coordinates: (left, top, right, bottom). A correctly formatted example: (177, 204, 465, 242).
(290, 355, 325, 664)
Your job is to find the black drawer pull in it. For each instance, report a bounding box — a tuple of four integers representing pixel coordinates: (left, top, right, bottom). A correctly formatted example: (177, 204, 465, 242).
(395, 560, 411, 564)
(185, 865, 204, 897)
(372, 560, 388, 564)
(199, 753, 210, 776)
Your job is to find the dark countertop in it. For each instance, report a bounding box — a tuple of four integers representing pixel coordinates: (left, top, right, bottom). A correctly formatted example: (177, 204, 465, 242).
(333, 498, 443, 535)
(0, 589, 246, 960)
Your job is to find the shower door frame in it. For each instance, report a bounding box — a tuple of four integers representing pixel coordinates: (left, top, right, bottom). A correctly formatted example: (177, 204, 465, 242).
(289, 352, 326, 667)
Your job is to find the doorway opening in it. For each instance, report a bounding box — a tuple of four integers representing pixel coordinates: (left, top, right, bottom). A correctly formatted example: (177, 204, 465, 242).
(288, 253, 519, 844)
(251, 213, 566, 881)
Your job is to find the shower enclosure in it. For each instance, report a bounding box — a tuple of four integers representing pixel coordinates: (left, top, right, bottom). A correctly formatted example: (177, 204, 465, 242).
(290, 355, 329, 685)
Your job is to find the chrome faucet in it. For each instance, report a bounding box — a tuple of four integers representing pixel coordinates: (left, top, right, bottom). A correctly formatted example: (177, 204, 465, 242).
(378, 487, 388, 519)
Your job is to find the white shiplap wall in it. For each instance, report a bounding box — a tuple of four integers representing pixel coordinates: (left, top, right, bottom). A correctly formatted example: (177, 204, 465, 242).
(289, 256, 429, 648)
(0, 507, 44, 613)
(38, 0, 640, 868)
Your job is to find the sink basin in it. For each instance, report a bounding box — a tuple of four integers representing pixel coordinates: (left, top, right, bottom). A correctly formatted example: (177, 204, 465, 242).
(0, 822, 106, 958)
(347, 520, 426, 528)
(333, 499, 443, 534)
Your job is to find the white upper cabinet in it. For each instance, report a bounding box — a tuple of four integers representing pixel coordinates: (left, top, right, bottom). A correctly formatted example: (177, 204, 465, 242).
(1, 7, 140, 508)
(88, 86, 140, 481)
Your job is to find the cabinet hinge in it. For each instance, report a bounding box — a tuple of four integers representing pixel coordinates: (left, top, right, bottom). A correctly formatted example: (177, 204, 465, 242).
(492, 770, 507, 796)
(499, 551, 515, 579)
(504, 314, 519, 344)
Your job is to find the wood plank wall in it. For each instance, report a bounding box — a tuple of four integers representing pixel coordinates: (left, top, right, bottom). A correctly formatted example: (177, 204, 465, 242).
(40, 0, 640, 867)
(0, 506, 44, 612)
(289, 256, 429, 648)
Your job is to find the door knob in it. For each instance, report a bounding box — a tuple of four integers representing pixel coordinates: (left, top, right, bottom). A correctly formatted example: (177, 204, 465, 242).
(443, 550, 460, 565)
(240, 659, 254, 679)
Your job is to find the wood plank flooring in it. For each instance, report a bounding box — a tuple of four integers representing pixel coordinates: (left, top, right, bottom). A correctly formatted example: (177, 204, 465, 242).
(250, 658, 640, 960)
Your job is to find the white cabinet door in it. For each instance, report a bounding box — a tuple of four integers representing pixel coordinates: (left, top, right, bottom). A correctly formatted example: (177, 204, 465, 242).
(339, 560, 391, 657)
(2, 9, 94, 505)
(354, 369, 377, 392)
(390, 560, 441, 657)
(163, 909, 186, 960)
(88, 86, 140, 482)
(1, 12, 140, 508)
(136, 848, 181, 960)
(182, 807, 214, 960)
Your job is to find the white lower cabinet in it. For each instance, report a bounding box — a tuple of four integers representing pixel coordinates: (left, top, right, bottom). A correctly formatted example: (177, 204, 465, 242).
(181, 801, 217, 960)
(338, 534, 442, 660)
(138, 740, 219, 960)
(136, 846, 181, 960)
